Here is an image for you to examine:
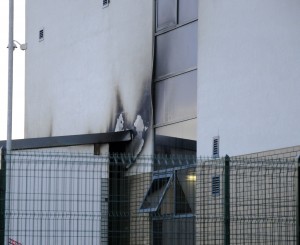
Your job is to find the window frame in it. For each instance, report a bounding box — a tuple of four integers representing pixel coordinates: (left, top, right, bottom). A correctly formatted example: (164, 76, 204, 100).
(139, 171, 174, 213)
(156, 0, 178, 32)
(140, 166, 195, 215)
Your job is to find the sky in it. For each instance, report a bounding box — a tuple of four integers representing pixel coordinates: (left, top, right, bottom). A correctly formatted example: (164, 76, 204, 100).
(0, 0, 25, 140)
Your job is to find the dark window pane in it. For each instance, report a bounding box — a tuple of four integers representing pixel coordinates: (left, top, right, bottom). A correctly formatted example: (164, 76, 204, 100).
(175, 178, 192, 214)
(176, 169, 195, 213)
(140, 176, 172, 212)
(154, 145, 196, 170)
(178, 0, 198, 24)
(155, 21, 198, 78)
(155, 70, 197, 125)
(153, 220, 163, 245)
(156, 0, 177, 30)
(160, 182, 175, 215)
(153, 218, 195, 245)
(156, 136, 196, 152)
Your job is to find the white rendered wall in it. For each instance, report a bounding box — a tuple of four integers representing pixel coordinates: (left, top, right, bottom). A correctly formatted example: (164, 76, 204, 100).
(25, 0, 154, 154)
(197, 0, 300, 156)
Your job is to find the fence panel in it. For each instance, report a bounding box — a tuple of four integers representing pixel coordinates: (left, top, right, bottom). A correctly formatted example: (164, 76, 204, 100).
(197, 157, 297, 245)
(229, 157, 297, 244)
(4, 151, 109, 245)
(0, 151, 297, 244)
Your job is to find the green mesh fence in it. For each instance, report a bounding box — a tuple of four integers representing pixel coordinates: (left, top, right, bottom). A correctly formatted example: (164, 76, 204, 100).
(0, 150, 298, 245)
(197, 157, 297, 245)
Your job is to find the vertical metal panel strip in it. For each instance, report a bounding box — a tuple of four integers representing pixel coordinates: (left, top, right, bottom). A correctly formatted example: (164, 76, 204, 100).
(297, 156, 300, 245)
(224, 155, 230, 245)
(0, 148, 6, 245)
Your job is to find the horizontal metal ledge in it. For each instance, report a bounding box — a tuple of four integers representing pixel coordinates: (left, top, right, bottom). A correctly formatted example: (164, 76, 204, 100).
(0, 130, 133, 150)
(154, 117, 197, 129)
(155, 18, 198, 36)
(154, 67, 197, 83)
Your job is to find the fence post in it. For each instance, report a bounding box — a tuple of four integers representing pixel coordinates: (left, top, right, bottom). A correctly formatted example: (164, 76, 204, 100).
(0, 147, 6, 245)
(297, 156, 300, 245)
(224, 155, 230, 245)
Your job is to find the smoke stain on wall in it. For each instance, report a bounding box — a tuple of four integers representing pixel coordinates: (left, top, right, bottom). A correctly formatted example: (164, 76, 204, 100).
(110, 79, 152, 161)
(48, 117, 53, 137)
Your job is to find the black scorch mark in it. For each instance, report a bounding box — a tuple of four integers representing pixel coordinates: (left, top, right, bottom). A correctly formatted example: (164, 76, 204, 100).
(111, 82, 152, 162)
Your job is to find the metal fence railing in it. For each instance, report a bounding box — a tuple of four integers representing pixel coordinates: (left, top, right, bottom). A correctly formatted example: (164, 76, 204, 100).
(197, 156, 297, 245)
(0, 150, 299, 245)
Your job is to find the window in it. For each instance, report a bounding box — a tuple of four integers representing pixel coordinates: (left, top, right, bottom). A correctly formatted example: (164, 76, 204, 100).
(140, 172, 173, 212)
(143, 167, 196, 245)
(154, 0, 198, 161)
(155, 135, 196, 160)
(140, 168, 195, 214)
(155, 21, 198, 79)
(155, 70, 197, 125)
(156, 0, 177, 31)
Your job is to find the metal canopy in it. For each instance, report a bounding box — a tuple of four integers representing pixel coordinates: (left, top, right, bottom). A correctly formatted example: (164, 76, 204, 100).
(0, 130, 132, 150)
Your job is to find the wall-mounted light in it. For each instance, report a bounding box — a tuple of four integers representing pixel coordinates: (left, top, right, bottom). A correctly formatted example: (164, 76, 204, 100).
(14, 40, 27, 50)
(186, 175, 196, 181)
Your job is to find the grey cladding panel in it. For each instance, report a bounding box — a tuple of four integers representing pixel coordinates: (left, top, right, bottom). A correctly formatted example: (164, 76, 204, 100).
(156, 0, 177, 30)
(155, 119, 197, 141)
(155, 21, 198, 79)
(155, 70, 197, 125)
(178, 0, 198, 24)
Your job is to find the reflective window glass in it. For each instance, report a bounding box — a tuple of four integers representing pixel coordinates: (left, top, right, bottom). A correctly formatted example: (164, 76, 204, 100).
(156, 0, 177, 30)
(155, 136, 196, 153)
(176, 169, 195, 213)
(160, 182, 175, 215)
(155, 70, 197, 125)
(155, 21, 198, 78)
(178, 0, 198, 24)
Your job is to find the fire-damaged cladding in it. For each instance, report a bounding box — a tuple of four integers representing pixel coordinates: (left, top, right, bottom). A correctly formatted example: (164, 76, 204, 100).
(108, 1, 198, 241)
(110, 86, 152, 161)
(154, 0, 198, 156)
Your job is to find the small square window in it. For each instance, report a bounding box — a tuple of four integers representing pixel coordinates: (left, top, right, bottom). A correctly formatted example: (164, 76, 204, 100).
(156, 0, 177, 31)
(39, 29, 44, 42)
